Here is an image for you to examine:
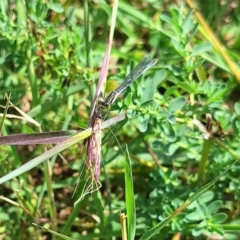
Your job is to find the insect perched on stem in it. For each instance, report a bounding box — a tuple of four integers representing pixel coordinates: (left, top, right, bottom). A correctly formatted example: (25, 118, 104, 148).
(75, 55, 158, 203)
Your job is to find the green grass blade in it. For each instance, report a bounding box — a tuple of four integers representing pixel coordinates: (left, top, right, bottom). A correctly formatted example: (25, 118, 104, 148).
(33, 223, 72, 240)
(124, 145, 136, 240)
(0, 93, 11, 134)
(0, 128, 92, 185)
(198, 139, 212, 183)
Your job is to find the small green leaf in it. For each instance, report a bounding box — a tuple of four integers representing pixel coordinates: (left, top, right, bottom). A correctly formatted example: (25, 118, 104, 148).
(29, 14, 38, 23)
(198, 191, 214, 204)
(177, 83, 193, 93)
(138, 114, 150, 132)
(141, 79, 155, 104)
(166, 144, 179, 156)
(208, 83, 226, 100)
(191, 43, 212, 57)
(160, 13, 172, 24)
(36, 3, 48, 22)
(162, 121, 176, 142)
(140, 99, 153, 107)
(207, 200, 222, 214)
(169, 65, 186, 76)
(192, 221, 206, 237)
(210, 213, 227, 224)
(186, 22, 199, 45)
(48, 3, 64, 13)
(182, 8, 195, 34)
(126, 108, 136, 119)
(151, 140, 162, 149)
(212, 225, 224, 236)
(0, 212, 10, 221)
(182, 15, 193, 35)
(185, 212, 203, 221)
(171, 39, 182, 53)
(234, 102, 240, 115)
(124, 92, 133, 106)
(163, 86, 179, 100)
(168, 96, 186, 113)
(186, 58, 205, 73)
(159, 110, 176, 124)
(0, 53, 11, 64)
(229, 181, 237, 190)
(170, 8, 181, 27)
(153, 69, 166, 86)
(203, 80, 212, 96)
(167, 113, 176, 124)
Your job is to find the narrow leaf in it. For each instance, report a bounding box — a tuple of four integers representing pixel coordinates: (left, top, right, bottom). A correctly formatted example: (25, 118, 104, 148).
(125, 145, 136, 240)
(0, 129, 92, 185)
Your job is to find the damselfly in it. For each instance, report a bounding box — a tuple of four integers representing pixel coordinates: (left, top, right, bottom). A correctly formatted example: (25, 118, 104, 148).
(99, 55, 158, 108)
(77, 55, 158, 202)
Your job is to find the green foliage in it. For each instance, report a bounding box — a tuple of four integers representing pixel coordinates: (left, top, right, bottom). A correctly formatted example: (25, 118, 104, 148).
(185, 192, 227, 237)
(1, 1, 240, 240)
